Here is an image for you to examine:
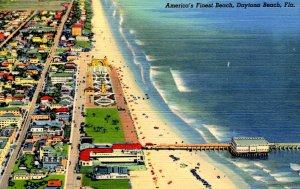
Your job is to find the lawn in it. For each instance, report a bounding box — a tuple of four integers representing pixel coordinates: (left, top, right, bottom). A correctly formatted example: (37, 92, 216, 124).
(74, 41, 90, 49)
(63, 144, 69, 157)
(82, 174, 130, 189)
(13, 158, 21, 172)
(24, 155, 34, 169)
(9, 174, 65, 189)
(55, 48, 68, 53)
(85, 108, 125, 143)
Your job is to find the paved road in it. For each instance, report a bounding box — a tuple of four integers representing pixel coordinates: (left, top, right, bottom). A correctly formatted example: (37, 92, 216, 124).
(64, 53, 90, 189)
(0, 3, 73, 188)
(0, 10, 37, 49)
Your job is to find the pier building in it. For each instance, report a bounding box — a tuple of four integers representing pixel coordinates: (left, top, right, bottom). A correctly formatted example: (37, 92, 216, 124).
(230, 137, 269, 156)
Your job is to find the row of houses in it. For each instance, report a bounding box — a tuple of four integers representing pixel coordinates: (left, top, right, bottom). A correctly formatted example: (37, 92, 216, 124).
(0, 11, 32, 41)
(12, 3, 84, 180)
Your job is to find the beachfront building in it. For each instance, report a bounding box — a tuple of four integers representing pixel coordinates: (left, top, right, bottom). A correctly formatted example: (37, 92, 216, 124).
(92, 166, 129, 180)
(71, 23, 82, 36)
(79, 143, 144, 166)
(230, 137, 270, 156)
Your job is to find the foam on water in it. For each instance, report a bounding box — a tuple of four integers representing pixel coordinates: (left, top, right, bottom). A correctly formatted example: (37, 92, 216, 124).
(129, 29, 136, 34)
(134, 39, 144, 46)
(263, 168, 272, 174)
(254, 162, 266, 168)
(273, 176, 299, 183)
(170, 69, 192, 92)
(253, 176, 266, 182)
(203, 124, 225, 142)
(119, 14, 123, 26)
(112, 10, 116, 18)
(195, 128, 209, 142)
(150, 67, 168, 105)
(270, 172, 294, 177)
(290, 163, 300, 171)
(244, 168, 257, 173)
(169, 105, 197, 125)
(233, 162, 251, 168)
(145, 55, 157, 62)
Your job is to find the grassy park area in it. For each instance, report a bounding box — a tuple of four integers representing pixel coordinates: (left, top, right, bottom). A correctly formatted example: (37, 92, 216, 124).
(82, 174, 130, 189)
(85, 108, 125, 143)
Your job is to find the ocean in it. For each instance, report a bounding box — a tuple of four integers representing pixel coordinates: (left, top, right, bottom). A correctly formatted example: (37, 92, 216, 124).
(101, 0, 300, 188)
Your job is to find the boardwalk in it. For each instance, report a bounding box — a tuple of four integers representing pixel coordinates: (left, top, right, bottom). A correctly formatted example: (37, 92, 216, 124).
(110, 66, 139, 143)
(0, 3, 73, 188)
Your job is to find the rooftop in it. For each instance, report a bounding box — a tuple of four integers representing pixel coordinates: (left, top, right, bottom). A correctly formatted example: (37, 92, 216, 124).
(0, 138, 8, 149)
(232, 137, 269, 146)
(52, 72, 73, 77)
(0, 107, 21, 111)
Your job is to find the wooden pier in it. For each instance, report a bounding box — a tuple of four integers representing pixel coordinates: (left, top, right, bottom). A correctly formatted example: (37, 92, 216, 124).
(142, 142, 300, 153)
(143, 143, 231, 151)
(269, 143, 300, 150)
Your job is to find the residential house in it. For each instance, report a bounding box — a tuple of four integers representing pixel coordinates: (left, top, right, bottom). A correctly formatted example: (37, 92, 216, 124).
(40, 96, 54, 105)
(0, 107, 22, 116)
(71, 23, 82, 36)
(0, 126, 17, 143)
(45, 180, 62, 189)
(50, 73, 73, 84)
(0, 138, 9, 166)
(55, 107, 70, 122)
(22, 141, 35, 155)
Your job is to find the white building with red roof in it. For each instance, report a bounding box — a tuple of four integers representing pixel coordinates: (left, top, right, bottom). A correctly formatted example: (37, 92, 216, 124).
(79, 143, 144, 166)
(40, 96, 54, 105)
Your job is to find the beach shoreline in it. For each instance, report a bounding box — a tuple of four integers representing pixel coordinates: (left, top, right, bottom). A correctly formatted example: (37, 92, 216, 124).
(90, 0, 249, 188)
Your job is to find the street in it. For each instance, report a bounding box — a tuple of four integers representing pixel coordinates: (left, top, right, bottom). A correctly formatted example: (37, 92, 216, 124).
(64, 53, 90, 189)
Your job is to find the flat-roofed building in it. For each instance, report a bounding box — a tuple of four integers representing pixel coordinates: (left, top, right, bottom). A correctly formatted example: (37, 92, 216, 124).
(0, 113, 22, 128)
(79, 143, 144, 166)
(230, 137, 269, 156)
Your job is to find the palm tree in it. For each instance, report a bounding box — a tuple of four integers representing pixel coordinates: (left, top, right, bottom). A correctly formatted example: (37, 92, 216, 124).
(102, 128, 107, 133)
(104, 117, 108, 123)
(92, 113, 96, 117)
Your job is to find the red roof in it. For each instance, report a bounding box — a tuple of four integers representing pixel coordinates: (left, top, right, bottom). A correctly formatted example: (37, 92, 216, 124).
(7, 75, 14, 81)
(0, 33, 4, 39)
(72, 23, 82, 28)
(55, 107, 69, 113)
(112, 143, 142, 149)
(79, 148, 113, 161)
(47, 180, 62, 187)
(40, 96, 54, 101)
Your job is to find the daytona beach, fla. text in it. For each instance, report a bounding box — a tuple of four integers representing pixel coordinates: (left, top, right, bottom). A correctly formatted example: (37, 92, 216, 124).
(164, 2, 295, 8)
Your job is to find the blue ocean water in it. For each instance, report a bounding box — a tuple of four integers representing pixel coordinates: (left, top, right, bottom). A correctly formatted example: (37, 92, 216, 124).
(101, 0, 300, 188)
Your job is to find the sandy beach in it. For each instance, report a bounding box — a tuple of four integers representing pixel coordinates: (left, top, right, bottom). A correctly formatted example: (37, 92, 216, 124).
(90, 0, 248, 188)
